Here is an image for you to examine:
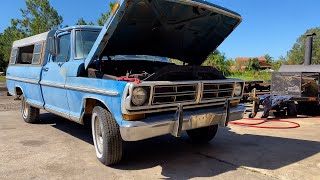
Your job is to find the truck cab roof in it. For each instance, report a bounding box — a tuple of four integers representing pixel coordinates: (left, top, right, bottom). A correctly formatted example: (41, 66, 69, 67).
(60, 25, 103, 31)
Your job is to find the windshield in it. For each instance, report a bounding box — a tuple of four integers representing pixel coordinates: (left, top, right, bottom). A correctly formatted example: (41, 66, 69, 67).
(75, 30, 100, 59)
(109, 55, 169, 62)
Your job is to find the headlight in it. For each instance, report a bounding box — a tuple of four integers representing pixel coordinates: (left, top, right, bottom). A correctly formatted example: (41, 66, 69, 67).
(234, 83, 242, 96)
(132, 87, 148, 106)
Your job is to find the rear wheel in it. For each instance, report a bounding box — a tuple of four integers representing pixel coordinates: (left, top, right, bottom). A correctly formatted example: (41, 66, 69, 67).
(91, 106, 123, 166)
(21, 95, 40, 123)
(297, 102, 319, 116)
(286, 102, 297, 117)
(187, 125, 218, 143)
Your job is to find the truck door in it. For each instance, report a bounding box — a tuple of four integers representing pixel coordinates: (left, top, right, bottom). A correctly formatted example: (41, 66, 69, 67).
(40, 32, 70, 117)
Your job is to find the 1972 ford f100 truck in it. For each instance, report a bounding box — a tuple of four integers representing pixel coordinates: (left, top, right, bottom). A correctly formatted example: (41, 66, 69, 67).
(6, 0, 245, 165)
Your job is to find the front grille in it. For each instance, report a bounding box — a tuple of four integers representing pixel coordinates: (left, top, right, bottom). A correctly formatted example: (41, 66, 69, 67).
(152, 84, 198, 105)
(202, 83, 234, 101)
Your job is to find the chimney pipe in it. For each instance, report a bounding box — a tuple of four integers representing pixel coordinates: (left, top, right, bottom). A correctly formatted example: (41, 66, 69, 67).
(304, 33, 316, 65)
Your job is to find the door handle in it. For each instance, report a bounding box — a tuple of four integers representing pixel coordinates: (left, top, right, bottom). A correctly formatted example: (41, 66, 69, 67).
(43, 67, 49, 71)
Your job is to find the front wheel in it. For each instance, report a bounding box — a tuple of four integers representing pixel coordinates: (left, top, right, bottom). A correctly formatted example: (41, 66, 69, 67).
(21, 95, 40, 123)
(91, 106, 123, 166)
(186, 125, 218, 143)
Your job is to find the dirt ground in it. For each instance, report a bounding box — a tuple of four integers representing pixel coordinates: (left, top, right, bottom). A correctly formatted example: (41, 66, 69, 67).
(0, 95, 319, 180)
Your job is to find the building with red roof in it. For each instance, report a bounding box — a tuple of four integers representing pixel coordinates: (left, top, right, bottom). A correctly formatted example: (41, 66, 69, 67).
(233, 56, 272, 71)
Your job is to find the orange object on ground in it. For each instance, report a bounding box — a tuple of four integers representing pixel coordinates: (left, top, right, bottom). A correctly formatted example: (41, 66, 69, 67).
(230, 118, 300, 129)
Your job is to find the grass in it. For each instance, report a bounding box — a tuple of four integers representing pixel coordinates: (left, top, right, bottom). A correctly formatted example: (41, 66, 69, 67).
(228, 70, 272, 83)
(0, 76, 5, 82)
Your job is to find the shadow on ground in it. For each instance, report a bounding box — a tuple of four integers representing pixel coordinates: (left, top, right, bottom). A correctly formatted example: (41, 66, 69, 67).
(39, 113, 320, 179)
(39, 113, 93, 144)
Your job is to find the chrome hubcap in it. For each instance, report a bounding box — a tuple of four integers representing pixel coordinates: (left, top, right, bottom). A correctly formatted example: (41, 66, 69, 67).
(94, 115, 103, 155)
(22, 98, 28, 118)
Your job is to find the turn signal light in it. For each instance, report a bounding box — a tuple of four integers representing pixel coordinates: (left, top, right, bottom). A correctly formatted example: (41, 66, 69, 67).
(111, 2, 120, 14)
(122, 114, 145, 121)
(308, 97, 317, 101)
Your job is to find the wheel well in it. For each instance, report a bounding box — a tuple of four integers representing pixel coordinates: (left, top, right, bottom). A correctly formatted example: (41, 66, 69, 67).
(82, 98, 112, 126)
(83, 98, 108, 115)
(15, 87, 23, 95)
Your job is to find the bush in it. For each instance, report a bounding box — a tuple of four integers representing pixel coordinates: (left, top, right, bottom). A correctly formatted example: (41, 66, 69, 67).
(229, 70, 272, 82)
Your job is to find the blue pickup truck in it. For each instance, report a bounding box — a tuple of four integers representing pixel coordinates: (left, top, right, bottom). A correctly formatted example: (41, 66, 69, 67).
(6, 0, 245, 165)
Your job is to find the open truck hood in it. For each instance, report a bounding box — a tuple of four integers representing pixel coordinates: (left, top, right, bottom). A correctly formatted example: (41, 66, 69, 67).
(84, 0, 242, 69)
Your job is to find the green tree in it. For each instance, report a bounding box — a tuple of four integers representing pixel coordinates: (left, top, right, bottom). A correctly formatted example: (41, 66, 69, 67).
(202, 50, 232, 76)
(0, 0, 63, 71)
(227, 58, 235, 66)
(13, 0, 63, 36)
(76, 18, 94, 26)
(272, 56, 287, 71)
(264, 54, 273, 63)
(287, 27, 320, 65)
(247, 58, 260, 71)
(0, 44, 5, 72)
(0, 33, 3, 71)
(97, 2, 116, 26)
(0, 23, 26, 71)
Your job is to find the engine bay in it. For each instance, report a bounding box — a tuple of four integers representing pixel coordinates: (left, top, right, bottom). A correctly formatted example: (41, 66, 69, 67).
(86, 60, 225, 81)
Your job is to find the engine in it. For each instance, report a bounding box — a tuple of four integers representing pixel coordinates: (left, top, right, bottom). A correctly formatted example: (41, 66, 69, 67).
(86, 60, 225, 81)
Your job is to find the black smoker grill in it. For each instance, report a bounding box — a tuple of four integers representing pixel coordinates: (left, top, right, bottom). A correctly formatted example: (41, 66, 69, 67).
(271, 33, 319, 114)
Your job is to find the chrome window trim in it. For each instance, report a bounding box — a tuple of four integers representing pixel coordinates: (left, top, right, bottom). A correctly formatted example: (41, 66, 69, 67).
(6, 76, 39, 84)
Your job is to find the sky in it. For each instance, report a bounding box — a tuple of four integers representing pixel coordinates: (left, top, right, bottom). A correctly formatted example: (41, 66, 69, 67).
(0, 0, 320, 60)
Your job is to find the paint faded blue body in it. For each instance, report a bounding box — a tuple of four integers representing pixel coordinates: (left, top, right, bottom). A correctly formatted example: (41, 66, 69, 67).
(6, 0, 246, 142)
(6, 26, 129, 125)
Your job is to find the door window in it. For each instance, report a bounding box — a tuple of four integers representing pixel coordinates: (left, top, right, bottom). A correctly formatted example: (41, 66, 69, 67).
(57, 33, 71, 63)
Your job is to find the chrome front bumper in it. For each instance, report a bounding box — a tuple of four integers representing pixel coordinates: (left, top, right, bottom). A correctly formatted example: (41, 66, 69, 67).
(120, 105, 246, 141)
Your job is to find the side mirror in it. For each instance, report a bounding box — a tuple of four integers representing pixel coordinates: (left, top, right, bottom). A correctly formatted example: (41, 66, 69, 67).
(49, 37, 56, 55)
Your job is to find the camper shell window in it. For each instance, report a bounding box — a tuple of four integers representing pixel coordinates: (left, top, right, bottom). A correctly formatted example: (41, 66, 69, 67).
(32, 43, 43, 64)
(10, 48, 18, 64)
(17, 45, 34, 64)
(15, 42, 43, 65)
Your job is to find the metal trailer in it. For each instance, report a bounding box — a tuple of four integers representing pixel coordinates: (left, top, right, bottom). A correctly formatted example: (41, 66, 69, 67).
(271, 33, 319, 115)
(242, 81, 270, 102)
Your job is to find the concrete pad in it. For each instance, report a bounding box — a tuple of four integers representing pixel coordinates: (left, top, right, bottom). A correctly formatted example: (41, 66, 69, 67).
(0, 107, 319, 179)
